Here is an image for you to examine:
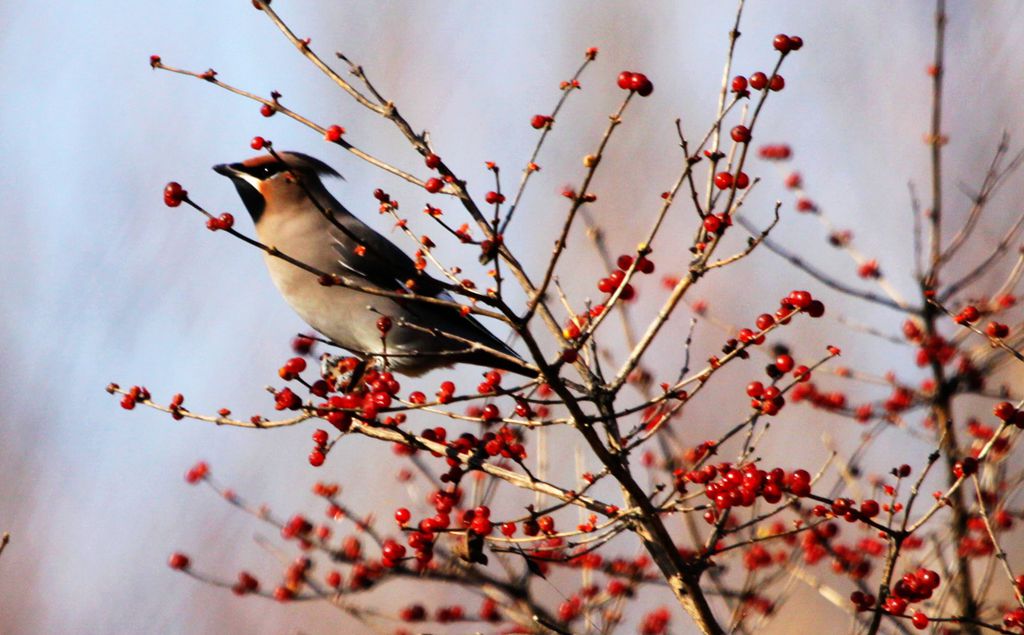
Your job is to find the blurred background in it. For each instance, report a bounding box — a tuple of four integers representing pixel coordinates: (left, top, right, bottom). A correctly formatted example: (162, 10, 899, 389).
(2, 1, 1024, 633)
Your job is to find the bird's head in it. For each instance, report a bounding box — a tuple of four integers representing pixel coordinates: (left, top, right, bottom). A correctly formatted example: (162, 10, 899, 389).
(213, 152, 341, 223)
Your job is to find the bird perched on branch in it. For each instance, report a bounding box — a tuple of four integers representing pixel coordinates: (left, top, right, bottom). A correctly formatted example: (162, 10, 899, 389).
(214, 151, 531, 377)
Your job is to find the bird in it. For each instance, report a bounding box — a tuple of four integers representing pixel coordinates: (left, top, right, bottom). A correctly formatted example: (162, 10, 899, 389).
(213, 151, 532, 377)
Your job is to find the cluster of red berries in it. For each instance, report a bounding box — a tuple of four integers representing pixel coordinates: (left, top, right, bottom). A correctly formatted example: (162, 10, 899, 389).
(639, 607, 671, 635)
(596, 254, 655, 300)
(163, 182, 187, 207)
(731, 71, 785, 95)
(184, 460, 210, 484)
(308, 429, 330, 466)
(231, 571, 260, 596)
(277, 356, 307, 380)
(273, 386, 303, 410)
(683, 463, 812, 512)
(316, 368, 402, 426)
(954, 304, 981, 324)
(562, 305, 606, 342)
(616, 71, 654, 96)
(746, 379, 787, 416)
(902, 319, 956, 367)
(713, 170, 750, 190)
(205, 212, 234, 231)
(702, 212, 732, 236)
(986, 321, 1010, 338)
(993, 401, 1024, 427)
(789, 381, 851, 414)
(459, 505, 496, 536)
(882, 568, 941, 623)
(1005, 607, 1024, 631)
(772, 33, 804, 53)
(399, 604, 475, 623)
(952, 456, 979, 479)
(735, 291, 824, 346)
(811, 497, 881, 524)
(115, 384, 151, 410)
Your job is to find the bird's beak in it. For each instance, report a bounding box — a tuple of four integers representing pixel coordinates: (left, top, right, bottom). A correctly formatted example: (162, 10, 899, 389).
(213, 162, 244, 178)
(213, 162, 266, 222)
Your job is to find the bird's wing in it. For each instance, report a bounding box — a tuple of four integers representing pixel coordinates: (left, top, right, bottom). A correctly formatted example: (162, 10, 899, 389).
(327, 208, 523, 364)
(328, 212, 446, 296)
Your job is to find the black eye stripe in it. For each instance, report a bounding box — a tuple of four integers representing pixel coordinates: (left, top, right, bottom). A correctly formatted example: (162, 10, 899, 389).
(239, 163, 285, 179)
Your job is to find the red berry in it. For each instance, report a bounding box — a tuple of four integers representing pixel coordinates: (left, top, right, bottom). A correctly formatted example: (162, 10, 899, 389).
(273, 586, 293, 602)
(714, 172, 734, 190)
(163, 182, 186, 207)
(485, 191, 505, 205)
(616, 71, 633, 89)
(911, 611, 929, 630)
(731, 125, 751, 143)
(377, 316, 393, 335)
(325, 125, 345, 142)
(773, 34, 792, 53)
(260, 103, 275, 117)
(168, 552, 190, 570)
(424, 178, 443, 193)
(309, 449, 325, 467)
(994, 401, 1016, 421)
(788, 36, 804, 51)
(769, 74, 785, 91)
(312, 429, 328, 446)
(749, 72, 768, 90)
(250, 136, 266, 150)
(775, 354, 794, 373)
(755, 314, 775, 330)
(425, 153, 441, 169)
(960, 305, 980, 323)
(629, 73, 654, 97)
(789, 290, 813, 309)
(986, 321, 1009, 338)
(285, 357, 307, 374)
(735, 172, 750, 189)
(806, 299, 825, 318)
(860, 499, 880, 518)
(731, 76, 748, 93)
(395, 508, 411, 525)
(953, 457, 978, 478)
(531, 114, 553, 129)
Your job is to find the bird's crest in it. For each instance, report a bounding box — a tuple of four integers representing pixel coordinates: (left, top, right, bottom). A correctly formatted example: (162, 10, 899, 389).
(242, 152, 342, 179)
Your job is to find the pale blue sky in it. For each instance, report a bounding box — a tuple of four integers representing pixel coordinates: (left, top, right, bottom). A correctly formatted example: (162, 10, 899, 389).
(2, 2, 1023, 633)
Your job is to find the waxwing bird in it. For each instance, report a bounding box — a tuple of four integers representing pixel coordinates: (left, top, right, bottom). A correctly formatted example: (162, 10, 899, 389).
(213, 151, 532, 377)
